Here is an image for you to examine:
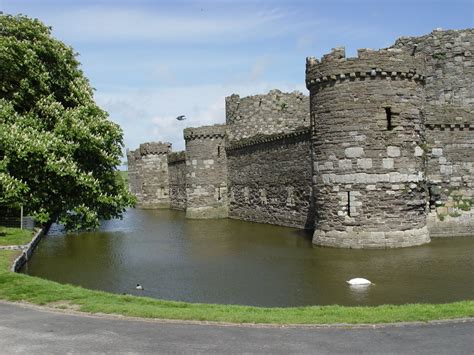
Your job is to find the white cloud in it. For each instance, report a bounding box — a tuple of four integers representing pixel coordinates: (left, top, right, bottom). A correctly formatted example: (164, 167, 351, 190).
(44, 5, 289, 43)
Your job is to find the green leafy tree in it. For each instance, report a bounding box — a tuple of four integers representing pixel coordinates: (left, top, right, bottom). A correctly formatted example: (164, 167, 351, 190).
(0, 14, 135, 230)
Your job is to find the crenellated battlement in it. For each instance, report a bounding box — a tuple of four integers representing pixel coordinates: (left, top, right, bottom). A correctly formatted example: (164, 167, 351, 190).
(183, 124, 227, 141)
(306, 46, 425, 89)
(138, 142, 172, 156)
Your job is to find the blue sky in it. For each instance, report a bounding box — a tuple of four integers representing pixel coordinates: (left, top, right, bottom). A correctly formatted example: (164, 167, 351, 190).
(2, 0, 473, 156)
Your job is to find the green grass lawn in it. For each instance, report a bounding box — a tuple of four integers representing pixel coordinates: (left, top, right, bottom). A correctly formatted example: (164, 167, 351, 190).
(0, 249, 473, 324)
(0, 227, 34, 246)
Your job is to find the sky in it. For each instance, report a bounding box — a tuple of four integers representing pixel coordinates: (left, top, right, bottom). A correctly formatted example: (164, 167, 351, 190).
(1, 0, 473, 159)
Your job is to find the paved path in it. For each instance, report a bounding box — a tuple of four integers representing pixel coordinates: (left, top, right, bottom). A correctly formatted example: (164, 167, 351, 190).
(0, 302, 472, 354)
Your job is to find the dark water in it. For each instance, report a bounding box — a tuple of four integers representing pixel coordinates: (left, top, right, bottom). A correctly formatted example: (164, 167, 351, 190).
(22, 208, 474, 307)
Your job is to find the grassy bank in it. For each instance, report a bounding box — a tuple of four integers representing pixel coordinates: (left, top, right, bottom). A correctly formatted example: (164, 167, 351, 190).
(0, 227, 34, 246)
(0, 250, 473, 324)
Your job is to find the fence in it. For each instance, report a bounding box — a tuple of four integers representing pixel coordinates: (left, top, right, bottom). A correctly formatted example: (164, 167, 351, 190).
(0, 206, 35, 230)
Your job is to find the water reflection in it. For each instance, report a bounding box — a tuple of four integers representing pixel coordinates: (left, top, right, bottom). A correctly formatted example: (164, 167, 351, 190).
(22, 208, 474, 307)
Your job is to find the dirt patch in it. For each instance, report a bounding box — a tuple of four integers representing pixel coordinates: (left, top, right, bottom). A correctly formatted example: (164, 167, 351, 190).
(47, 301, 81, 311)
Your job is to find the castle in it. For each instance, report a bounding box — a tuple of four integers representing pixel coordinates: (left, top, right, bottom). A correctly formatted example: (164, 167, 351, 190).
(127, 29, 473, 248)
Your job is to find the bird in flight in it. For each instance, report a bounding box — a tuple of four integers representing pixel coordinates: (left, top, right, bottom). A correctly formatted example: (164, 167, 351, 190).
(176, 115, 187, 121)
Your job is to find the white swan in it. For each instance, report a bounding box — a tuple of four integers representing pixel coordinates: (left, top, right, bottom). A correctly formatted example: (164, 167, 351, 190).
(136, 284, 144, 290)
(346, 278, 372, 286)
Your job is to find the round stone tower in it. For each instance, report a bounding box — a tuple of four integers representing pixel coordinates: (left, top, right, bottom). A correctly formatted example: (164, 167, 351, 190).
(184, 124, 228, 219)
(306, 47, 430, 248)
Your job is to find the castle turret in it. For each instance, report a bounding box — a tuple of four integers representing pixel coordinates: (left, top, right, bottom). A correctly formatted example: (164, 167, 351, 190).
(306, 47, 430, 248)
(184, 124, 228, 218)
(127, 142, 172, 209)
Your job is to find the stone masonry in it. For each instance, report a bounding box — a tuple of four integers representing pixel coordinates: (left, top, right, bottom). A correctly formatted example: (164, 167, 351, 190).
(393, 29, 474, 236)
(168, 151, 187, 210)
(184, 124, 228, 219)
(127, 28, 473, 249)
(306, 47, 429, 248)
(226, 90, 313, 229)
(225, 89, 309, 142)
(127, 142, 171, 209)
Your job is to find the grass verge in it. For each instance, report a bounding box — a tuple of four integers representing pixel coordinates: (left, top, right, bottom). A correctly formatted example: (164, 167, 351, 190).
(0, 249, 473, 324)
(0, 227, 34, 246)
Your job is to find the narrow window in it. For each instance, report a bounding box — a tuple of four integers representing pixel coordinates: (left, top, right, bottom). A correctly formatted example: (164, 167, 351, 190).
(347, 191, 351, 217)
(218, 188, 221, 201)
(385, 107, 393, 130)
(217, 145, 221, 157)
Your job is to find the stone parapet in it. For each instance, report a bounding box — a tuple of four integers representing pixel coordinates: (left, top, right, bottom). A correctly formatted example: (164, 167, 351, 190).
(306, 47, 425, 90)
(226, 127, 310, 151)
(139, 142, 171, 155)
(184, 124, 227, 141)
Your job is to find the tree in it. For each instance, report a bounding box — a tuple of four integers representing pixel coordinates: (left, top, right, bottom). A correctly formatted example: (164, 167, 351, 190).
(0, 14, 135, 230)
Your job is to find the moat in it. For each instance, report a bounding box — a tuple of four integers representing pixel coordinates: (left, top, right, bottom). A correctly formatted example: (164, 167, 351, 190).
(22, 208, 474, 307)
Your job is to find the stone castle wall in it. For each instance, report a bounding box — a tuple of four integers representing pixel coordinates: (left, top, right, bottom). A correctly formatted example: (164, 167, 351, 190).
(227, 130, 314, 229)
(225, 90, 310, 143)
(184, 124, 228, 219)
(127, 28, 473, 248)
(393, 29, 474, 235)
(225, 89, 313, 228)
(127, 142, 171, 209)
(306, 47, 430, 248)
(168, 151, 187, 210)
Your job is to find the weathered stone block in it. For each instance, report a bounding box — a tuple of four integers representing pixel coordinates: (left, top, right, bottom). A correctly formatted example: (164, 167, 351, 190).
(383, 158, 394, 169)
(387, 146, 401, 157)
(357, 158, 372, 169)
(338, 159, 352, 170)
(414, 146, 424, 156)
(345, 147, 364, 158)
